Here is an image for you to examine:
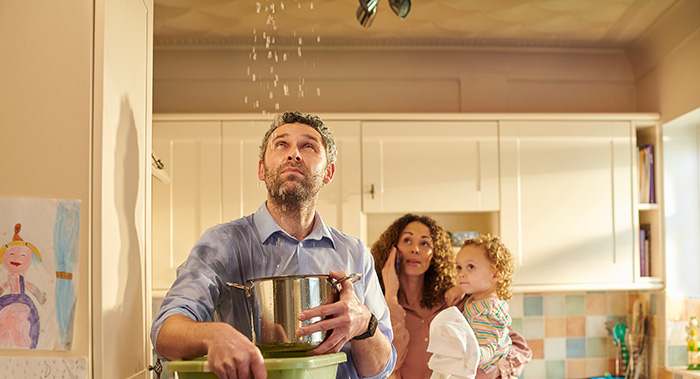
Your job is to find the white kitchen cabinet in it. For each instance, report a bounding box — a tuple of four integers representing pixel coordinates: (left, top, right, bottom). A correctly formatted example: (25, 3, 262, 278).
(222, 120, 364, 239)
(152, 120, 223, 292)
(361, 121, 499, 213)
(500, 120, 635, 286)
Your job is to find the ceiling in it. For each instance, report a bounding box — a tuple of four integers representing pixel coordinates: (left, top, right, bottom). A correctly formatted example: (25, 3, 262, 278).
(154, 0, 679, 49)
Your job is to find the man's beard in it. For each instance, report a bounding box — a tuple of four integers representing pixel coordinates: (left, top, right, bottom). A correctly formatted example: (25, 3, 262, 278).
(264, 162, 324, 213)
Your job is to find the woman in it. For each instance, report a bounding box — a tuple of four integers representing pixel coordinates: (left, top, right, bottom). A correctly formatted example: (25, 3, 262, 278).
(371, 214, 531, 379)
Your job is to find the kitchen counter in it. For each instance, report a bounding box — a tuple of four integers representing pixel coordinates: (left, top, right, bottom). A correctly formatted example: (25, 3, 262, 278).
(667, 366, 700, 378)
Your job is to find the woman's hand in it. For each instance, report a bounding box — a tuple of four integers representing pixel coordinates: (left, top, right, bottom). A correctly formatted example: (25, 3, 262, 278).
(381, 246, 400, 303)
(444, 285, 466, 306)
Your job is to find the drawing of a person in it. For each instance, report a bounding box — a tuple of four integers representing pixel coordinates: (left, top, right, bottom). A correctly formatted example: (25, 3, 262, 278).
(0, 223, 46, 349)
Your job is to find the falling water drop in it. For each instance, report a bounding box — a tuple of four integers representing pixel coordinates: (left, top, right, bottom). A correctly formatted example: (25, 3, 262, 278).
(267, 51, 272, 59)
(247, 67, 251, 75)
(283, 53, 288, 61)
(317, 36, 321, 43)
(283, 84, 289, 96)
(256, 2, 261, 13)
(252, 74, 257, 81)
(317, 88, 321, 96)
(254, 100, 260, 108)
(280, 2, 285, 10)
(244, 96, 248, 103)
(297, 47, 302, 56)
(298, 37, 303, 45)
(270, 3, 275, 13)
(310, 2, 314, 10)
(275, 103, 280, 110)
(269, 91, 274, 99)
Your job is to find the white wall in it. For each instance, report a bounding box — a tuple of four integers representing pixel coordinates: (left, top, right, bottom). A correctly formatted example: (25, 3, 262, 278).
(0, 0, 93, 364)
(154, 47, 637, 113)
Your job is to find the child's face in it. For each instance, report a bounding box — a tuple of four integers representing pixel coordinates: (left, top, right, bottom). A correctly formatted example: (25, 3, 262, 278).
(2, 245, 33, 274)
(455, 244, 499, 300)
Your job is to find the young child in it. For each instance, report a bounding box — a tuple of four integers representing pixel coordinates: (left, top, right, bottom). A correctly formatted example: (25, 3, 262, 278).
(456, 234, 515, 375)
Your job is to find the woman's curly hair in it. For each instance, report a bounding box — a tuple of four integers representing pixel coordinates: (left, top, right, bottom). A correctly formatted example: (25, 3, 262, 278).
(461, 234, 515, 301)
(370, 214, 455, 309)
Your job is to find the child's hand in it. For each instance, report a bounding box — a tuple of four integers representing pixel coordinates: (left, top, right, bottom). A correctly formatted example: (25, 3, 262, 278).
(381, 246, 401, 302)
(444, 285, 466, 306)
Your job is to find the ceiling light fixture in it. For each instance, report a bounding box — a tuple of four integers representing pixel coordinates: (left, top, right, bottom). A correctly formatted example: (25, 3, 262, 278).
(356, 0, 410, 28)
(389, 0, 411, 19)
(356, 0, 378, 28)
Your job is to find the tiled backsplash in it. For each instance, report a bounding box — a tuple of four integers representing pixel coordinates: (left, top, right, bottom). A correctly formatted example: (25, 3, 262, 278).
(664, 295, 700, 377)
(510, 291, 665, 379)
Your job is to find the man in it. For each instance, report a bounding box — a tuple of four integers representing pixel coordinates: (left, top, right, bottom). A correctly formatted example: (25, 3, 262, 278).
(151, 111, 396, 379)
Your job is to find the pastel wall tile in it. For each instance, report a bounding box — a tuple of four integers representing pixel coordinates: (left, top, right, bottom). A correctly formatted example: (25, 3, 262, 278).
(511, 317, 523, 334)
(585, 315, 608, 337)
(523, 359, 545, 379)
(566, 337, 586, 358)
(545, 316, 565, 337)
(510, 294, 524, 318)
(586, 292, 606, 315)
(523, 316, 545, 339)
(606, 292, 627, 316)
(586, 337, 608, 358)
(567, 316, 585, 337)
(688, 298, 700, 319)
(544, 294, 566, 316)
(544, 337, 566, 360)
(524, 295, 543, 316)
(566, 358, 586, 379)
(566, 295, 585, 316)
(545, 360, 565, 379)
(667, 344, 688, 366)
(668, 321, 690, 344)
(585, 357, 610, 377)
(528, 338, 544, 359)
(667, 295, 688, 321)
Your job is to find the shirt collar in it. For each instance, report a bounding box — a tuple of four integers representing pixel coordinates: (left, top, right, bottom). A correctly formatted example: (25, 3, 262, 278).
(253, 202, 336, 248)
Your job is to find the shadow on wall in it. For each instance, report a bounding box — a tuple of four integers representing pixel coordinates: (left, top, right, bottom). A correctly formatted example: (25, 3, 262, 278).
(105, 96, 145, 374)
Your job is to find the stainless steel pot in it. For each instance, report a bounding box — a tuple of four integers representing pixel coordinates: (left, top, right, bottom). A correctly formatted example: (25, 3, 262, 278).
(226, 273, 362, 353)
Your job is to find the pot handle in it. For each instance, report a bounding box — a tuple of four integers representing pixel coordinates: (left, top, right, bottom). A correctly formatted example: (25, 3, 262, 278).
(329, 272, 363, 292)
(225, 281, 253, 295)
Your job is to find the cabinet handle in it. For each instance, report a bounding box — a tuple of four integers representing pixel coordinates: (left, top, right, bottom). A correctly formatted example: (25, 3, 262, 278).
(370, 184, 375, 200)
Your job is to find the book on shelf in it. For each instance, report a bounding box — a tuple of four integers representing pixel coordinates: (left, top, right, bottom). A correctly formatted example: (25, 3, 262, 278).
(639, 224, 651, 277)
(638, 144, 655, 204)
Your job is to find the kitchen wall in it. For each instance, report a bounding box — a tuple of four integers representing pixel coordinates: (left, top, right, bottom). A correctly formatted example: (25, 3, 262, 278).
(512, 291, 664, 379)
(151, 0, 700, 378)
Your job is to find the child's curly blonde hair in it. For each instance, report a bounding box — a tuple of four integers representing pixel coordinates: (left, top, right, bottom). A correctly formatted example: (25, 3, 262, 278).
(462, 234, 514, 301)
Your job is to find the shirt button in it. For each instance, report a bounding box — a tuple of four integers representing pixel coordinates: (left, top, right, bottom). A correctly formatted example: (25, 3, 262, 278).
(424, 338, 428, 342)
(421, 320, 425, 323)
(298, 242, 303, 247)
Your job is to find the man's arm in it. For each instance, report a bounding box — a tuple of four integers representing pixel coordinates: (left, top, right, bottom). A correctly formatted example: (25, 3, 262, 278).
(157, 314, 268, 379)
(296, 270, 393, 377)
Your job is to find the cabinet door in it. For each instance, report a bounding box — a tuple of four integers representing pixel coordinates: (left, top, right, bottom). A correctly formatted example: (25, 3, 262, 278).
(500, 121, 634, 285)
(222, 121, 364, 238)
(362, 121, 499, 213)
(152, 121, 222, 291)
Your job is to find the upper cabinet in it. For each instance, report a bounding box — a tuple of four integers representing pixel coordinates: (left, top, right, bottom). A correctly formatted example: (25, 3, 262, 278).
(152, 120, 223, 292)
(361, 121, 499, 213)
(153, 113, 663, 292)
(500, 120, 636, 287)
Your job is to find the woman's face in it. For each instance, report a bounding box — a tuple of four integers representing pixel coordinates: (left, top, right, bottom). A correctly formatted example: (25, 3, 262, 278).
(396, 221, 434, 276)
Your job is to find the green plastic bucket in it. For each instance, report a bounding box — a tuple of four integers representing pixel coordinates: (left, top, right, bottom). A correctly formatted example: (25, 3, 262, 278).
(167, 352, 347, 379)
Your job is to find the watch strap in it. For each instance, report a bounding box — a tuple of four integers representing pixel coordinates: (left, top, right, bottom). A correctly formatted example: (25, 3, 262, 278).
(353, 313, 378, 340)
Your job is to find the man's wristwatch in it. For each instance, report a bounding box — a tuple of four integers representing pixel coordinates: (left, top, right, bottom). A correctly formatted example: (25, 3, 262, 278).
(353, 313, 378, 340)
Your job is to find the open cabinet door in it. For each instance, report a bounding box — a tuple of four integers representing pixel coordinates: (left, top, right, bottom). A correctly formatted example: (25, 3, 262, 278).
(93, 0, 154, 377)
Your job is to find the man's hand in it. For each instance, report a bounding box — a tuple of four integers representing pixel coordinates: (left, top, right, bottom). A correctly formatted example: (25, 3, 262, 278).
(206, 324, 267, 379)
(295, 270, 371, 355)
(157, 315, 267, 379)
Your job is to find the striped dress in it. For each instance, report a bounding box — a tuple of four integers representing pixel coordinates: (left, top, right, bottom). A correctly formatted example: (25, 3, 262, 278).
(463, 297, 512, 373)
